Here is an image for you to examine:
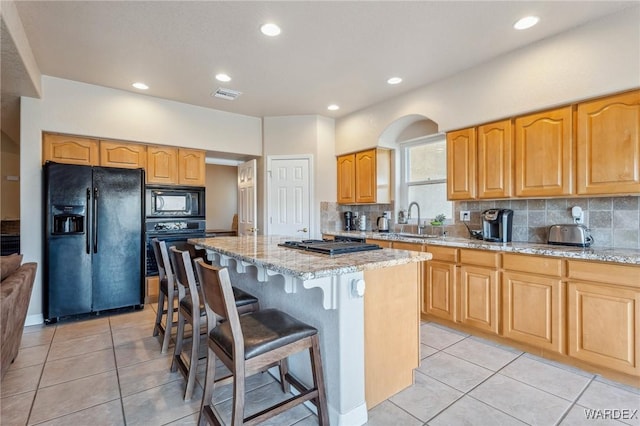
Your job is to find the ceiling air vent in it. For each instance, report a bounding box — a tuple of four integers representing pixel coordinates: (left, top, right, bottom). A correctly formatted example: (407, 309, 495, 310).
(212, 87, 242, 101)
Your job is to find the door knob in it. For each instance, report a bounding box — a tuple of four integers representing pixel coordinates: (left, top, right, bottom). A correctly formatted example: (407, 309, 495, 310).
(248, 227, 259, 233)
(297, 227, 308, 233)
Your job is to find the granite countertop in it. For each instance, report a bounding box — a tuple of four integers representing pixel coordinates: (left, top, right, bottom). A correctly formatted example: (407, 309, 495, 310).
(323, 231, 640, 265)
(189, 235, 432, 281)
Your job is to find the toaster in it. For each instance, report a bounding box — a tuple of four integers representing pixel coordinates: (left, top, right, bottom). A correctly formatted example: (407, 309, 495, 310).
(547, 224, 593, 247)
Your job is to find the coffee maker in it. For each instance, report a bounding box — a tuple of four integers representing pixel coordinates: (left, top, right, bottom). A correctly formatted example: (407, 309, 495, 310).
(344, 211, 353, 231)
(481, 209, 514, 242)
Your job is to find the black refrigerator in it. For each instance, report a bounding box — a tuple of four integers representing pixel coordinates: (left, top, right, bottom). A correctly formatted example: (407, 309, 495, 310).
(44, 162, 145, 323)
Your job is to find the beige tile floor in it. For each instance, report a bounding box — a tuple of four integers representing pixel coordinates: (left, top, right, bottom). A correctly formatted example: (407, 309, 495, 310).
(1, 305, 639, 425)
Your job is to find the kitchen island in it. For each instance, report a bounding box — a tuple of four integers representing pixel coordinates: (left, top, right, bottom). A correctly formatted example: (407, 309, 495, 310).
(189, 235, 431, 426)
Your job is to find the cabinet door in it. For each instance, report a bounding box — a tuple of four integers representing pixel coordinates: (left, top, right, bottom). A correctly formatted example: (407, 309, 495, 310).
(568, 281, 639, 375)
(366, 238, 392, 248)
(99, 141, 146, 169)
(147, 146, 178, 184)
(355, 149, 376, 203)
(337, 154, 356, 204)
(502, 271, 564, 353)
(477, 120, 512, 199)
(460, 265, 499, 334)
(447, 128, 476, 200)
(577, 90, 640, 195)
(42, 133, 99, 166)
(178, 149, 206, 186)
(424, 260, 455, 321)
(514, 106, 573, 197)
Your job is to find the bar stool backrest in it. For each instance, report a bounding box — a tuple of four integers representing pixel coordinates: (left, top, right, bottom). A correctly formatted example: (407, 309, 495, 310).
(194, 259, 244, 357)
(168, 246, 200, 309)
(152, 239, 175, 290)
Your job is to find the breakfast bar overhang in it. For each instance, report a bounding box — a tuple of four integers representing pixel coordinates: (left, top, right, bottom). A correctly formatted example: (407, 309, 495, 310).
(190, 236, 431, 426)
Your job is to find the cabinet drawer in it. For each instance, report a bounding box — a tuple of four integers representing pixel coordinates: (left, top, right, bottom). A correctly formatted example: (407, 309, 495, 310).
(567, 260, 639, 288)
(367, 239, 392, 248)
(425, 245, 458, 263)
(460, 249, 499, 268)
(503, 253, 563, 277)
(393, 241, 423, 252)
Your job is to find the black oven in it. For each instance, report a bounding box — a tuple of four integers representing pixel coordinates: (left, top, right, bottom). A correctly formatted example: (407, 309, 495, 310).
(145, 219, 206, 276)
(145, 185, 205, 218)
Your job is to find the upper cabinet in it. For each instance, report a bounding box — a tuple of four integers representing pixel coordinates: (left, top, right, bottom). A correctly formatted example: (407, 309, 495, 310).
(477, 120, 513, 199)
(446, 128, 476, 200)
(43, 132, 206, 187)
(43, 133, 99, 166)
(514, 106, 573, 197)
(337, 148, 391, 204)
(178, 148, 206, 186)
(577, 89, 640, 195)
(146, 146, 179, 185)
(446, 89, 639, 200)
(337, 154, 356, 204)
(99, 140, 146, 169)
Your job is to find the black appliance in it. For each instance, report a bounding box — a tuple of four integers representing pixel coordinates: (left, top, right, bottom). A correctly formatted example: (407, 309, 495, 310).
(481, 209, 514, 243)
(145, 218, 206, 276)
(278, 239, 382, 255)
(44, 162, 145, 323)
(344, 211, 353, 231)
(146, 185, 205, 218)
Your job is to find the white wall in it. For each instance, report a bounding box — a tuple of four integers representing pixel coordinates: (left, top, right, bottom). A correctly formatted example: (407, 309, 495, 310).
(263, 115, 336, 238)
(20, 76, 262, 323)
(336, 8, 640, 153)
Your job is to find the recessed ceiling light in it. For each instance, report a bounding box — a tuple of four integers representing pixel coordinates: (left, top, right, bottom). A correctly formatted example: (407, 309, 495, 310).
(260, 23, 281, 37)
(513, 16, 539, 30)
(327, 104, 340, 111)
(387, 77, 403, 85)
(215, 73, 231, 82)
(132, 82, 149, 90)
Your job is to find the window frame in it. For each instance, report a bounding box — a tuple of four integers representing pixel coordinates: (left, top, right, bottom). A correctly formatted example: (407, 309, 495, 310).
(399, 132, 452, 221)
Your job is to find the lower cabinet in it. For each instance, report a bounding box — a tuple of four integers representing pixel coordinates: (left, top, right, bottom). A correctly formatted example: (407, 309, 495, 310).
(423, 245, 458, 321)
(567, 260, 640, 376)
(459, 249, 500, 334)
(502, 254, 564, 353)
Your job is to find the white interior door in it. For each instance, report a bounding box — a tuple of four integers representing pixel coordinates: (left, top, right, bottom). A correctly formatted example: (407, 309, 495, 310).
(268, 157, 311, 238)
(237, 159, 257, 236)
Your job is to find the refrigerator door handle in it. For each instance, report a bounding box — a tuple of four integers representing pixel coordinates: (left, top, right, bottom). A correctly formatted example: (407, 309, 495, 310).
(86, 188, 92, 254)
(93, 187, 99, 253)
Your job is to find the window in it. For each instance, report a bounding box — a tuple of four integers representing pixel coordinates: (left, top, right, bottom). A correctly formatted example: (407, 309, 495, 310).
(400, 133, 452, 223)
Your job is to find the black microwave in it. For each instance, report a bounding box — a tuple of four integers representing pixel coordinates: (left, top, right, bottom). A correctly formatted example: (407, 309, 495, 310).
(145, 185, 205, 218)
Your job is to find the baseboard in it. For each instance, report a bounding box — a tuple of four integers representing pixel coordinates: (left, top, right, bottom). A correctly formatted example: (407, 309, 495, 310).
(25, 313, 44, 326)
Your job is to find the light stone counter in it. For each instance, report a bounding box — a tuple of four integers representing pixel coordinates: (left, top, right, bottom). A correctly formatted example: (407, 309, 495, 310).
(189, 235, 430, 426)
(325, 231, 640, 265)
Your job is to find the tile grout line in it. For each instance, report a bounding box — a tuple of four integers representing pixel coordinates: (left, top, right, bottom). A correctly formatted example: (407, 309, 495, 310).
(24, 324, 57, 425)
(552, 375, 596, 426)
(109, 316, 128, 426)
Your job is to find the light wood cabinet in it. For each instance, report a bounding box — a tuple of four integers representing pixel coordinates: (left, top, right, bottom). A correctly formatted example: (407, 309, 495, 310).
(458, 249, 500, 334)
(477, 120, 512, 199)
(446, 128, 476, 200)
(423, 245, 458, 321)
(366, 238, 392, 248)
(178, 148, 206, 186)
(577, 89, 640, 195)
(502, 254, 564, 353)
(337, 148, 391, 204)
(514, 106, 573, 197)
(43, 133, 99, 166)
(337, 154, 356, 203)
(146, 146, 178, 184)
(567, 260, 640, 376)
(99, 140, 146, 169)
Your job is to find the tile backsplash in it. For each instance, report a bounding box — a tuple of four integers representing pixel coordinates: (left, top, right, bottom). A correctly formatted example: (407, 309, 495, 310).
(320, 196, 640, 249)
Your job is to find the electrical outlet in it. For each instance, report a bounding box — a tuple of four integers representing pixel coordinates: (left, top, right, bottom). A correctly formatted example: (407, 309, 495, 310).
(460, 211, 471, 221)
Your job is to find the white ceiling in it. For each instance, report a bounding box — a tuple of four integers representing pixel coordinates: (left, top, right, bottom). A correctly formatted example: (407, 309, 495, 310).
(2, 0, 637, 135)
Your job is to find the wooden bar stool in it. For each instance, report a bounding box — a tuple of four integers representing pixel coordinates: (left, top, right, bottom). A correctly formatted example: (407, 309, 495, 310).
(194, 259, 329, 426)
(151, 238, 177, 354)
(169, 247, 260, 401)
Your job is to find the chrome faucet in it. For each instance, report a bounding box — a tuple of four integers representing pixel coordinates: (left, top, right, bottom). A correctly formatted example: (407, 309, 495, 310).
(408, 201, 423, 235)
